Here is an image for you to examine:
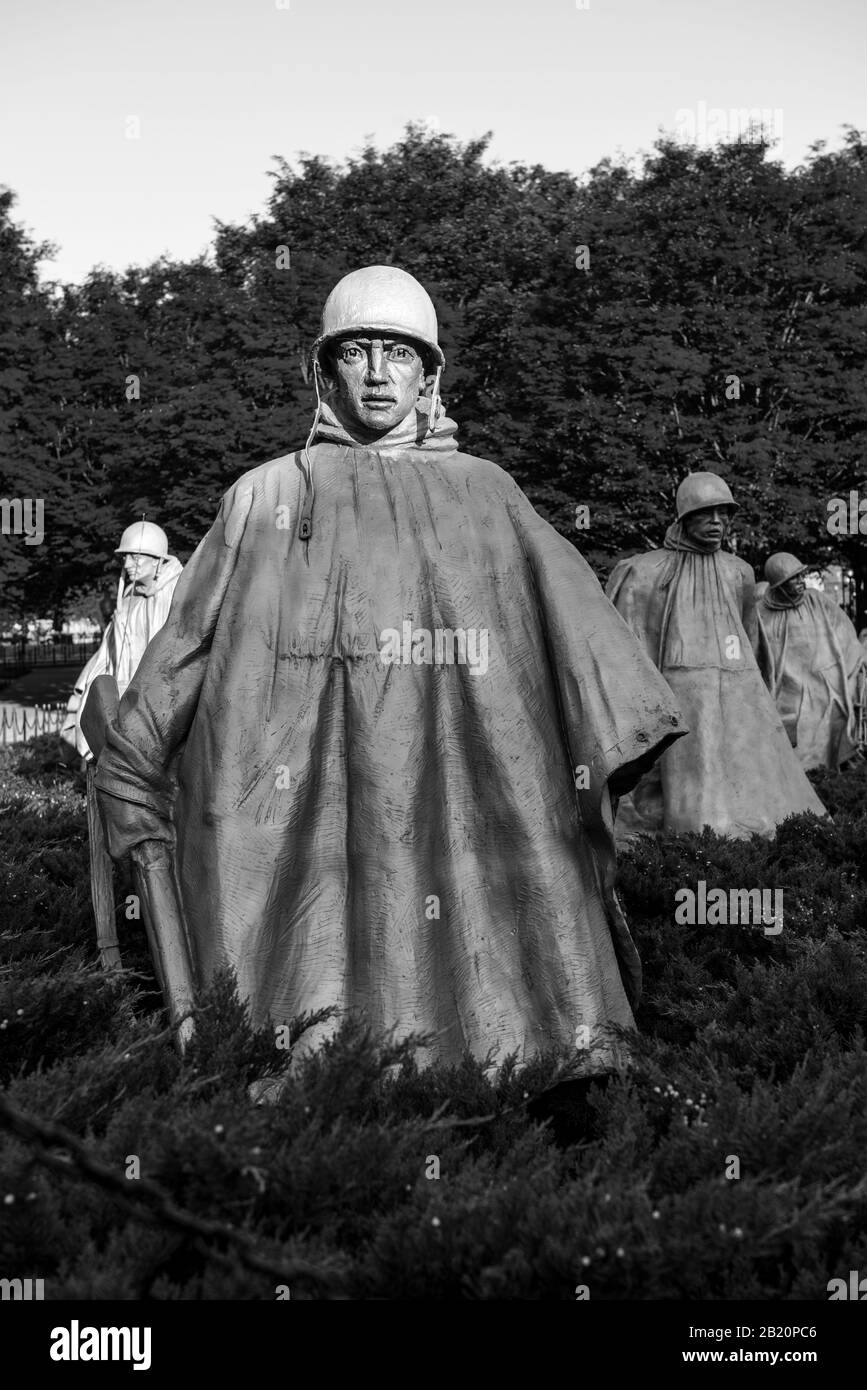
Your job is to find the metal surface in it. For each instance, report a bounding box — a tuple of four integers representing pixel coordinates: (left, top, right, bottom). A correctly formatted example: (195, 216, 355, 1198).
(80, 674, 120, 761)
(84, 673, 197, 1049)
(130, 839, 197, 1054)
(114, 520, 169, 557)
(675, 471, 738, 520)
(764, 552, 809, 588)
(86, 763, 121, 973)
(311, 265, 445, 368)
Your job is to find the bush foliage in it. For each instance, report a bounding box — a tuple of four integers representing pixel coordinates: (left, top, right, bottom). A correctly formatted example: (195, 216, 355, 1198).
(2, 740, 867, 1300)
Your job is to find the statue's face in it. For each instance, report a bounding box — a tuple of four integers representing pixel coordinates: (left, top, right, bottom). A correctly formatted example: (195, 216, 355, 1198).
(122, 553, 160, 586)
(683, 505, 732, 549)
(779, 573, 806, 602)
(324, 336, 428, 440)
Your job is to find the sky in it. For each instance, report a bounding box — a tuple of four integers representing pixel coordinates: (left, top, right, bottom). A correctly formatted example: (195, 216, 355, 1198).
(1, 0, 864, 285)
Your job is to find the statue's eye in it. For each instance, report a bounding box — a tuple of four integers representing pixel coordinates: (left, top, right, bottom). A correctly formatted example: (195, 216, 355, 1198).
(341, 346, 362, 361)
(388, 346, 413, 361)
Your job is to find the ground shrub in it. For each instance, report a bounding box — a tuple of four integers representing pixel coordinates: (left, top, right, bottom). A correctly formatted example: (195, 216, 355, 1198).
(2, 746, 867, 1299)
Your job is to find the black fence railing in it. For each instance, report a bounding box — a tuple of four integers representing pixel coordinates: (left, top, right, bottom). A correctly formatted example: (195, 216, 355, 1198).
(0, 639, 101, 678)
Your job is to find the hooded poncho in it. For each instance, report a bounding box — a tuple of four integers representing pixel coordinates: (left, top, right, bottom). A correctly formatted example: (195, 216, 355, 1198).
(95, 406, 687, 1068)
(62, 556, 184, 760)
(758, 586, 865, 769)
(605, 523, 827, 840)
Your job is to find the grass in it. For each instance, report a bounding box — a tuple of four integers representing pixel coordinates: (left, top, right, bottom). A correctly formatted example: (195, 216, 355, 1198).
(2, 737, 867, 1300)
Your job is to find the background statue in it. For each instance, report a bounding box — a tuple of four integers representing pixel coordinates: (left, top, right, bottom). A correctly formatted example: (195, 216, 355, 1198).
(98, 586, 116, 632)
(61, 521, 183, 762)
(605, 471, 827, 840)
(93, 265, 686, 1073)
(758, 552, 865, 769)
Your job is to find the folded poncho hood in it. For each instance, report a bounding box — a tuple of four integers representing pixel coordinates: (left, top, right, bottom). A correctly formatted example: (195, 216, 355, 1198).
(312, 396, 458, 454)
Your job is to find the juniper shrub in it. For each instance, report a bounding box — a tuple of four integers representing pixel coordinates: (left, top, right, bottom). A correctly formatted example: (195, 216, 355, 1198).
(2, 742, 867, 1298)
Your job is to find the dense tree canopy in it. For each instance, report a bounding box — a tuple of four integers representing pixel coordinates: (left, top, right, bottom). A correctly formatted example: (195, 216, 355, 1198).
(1, 124, 865, 621)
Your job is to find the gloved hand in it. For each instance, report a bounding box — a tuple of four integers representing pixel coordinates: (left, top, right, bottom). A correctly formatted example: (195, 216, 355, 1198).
(96, 788, 174, 862)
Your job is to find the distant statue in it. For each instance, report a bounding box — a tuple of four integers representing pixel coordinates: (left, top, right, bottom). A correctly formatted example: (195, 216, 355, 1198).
(98, 587, 116, 632)
(605, 472, 827, 839)
(93, 264, 687, 1072)
(60, 522, 183, 762)
(758, 552, 865, 769)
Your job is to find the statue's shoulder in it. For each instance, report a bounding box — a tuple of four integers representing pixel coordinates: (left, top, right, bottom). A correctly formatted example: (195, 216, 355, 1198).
(611, 548, 669, 578)
(445, 450, 518, 489)
(228, 451, 301, 494)
(812, 588, 853, 624)
(722, 551, 756, 584)
(811, 587, 838, 609)
(218, 450, 309, 512)
(209, 451, 306, 544)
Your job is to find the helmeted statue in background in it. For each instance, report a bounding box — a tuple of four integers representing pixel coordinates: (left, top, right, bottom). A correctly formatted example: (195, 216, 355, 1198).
(605, 472, 826, 840)
(61, 521, 183, 762)
(98, 587, 116, 632)
(93, 264, 687, 1074)
(758, 552, 865, 769)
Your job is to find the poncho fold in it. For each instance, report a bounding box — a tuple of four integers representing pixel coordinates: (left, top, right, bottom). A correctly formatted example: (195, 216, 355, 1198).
(95, 412, 687, 1066)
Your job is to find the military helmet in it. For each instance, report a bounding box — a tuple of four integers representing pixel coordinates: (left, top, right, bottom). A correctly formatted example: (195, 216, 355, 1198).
(310, 265, 445, 370)
(114, 520, 168, 558)
(765, 552, 809, 588)
(675, 471, 739, 521)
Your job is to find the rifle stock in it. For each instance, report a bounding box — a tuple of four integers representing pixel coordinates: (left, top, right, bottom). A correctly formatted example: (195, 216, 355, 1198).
(130, 839, 197, 1054)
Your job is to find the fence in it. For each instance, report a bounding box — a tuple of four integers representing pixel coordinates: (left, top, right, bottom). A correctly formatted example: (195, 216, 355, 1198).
(0, 703, 68, 747)
(0, 640, 100, 677)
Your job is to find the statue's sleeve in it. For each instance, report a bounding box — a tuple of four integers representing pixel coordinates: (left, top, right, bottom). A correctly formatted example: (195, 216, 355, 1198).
(73, 624, 113, 697)
(753, 601, 777, 690)
(94, 485, 254, 854)
(739, 561, 761, 657)
(61, 627, 114, 756)
(604, 553, 665, 666)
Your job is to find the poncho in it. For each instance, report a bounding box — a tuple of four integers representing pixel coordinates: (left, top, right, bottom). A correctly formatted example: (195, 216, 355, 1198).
(758, 587, 865, 769)
(95, 407, 686, 1068)
(61, 556, 184, 760)
(605, 524, 827, 840)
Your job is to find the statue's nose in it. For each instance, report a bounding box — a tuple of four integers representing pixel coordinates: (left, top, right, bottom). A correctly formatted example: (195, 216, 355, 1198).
(366, 348, 388, 381)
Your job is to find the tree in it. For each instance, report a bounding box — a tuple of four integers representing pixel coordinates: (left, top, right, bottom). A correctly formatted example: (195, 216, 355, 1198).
(3, 124, 865, 617)
(0, 189, 71, 621)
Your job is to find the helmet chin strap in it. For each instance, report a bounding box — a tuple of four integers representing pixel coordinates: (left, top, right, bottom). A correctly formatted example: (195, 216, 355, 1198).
(299, 362, 325, 548)
(426, 365, 443, 436)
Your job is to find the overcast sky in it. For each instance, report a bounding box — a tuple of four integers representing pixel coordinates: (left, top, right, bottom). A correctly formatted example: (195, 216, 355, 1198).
(2, 0, 864, 284)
